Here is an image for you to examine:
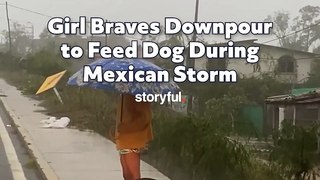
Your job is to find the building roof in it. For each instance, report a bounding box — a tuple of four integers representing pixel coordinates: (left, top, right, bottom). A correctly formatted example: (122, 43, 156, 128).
(265, 88, 320, 104)
(204, 39, 320, 57)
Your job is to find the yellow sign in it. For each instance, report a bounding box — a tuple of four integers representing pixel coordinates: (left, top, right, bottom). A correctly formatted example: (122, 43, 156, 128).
(36, 70, 66, 95)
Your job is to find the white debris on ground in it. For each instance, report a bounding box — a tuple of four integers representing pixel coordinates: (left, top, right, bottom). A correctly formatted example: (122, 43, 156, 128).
(41, 117, 70, 128)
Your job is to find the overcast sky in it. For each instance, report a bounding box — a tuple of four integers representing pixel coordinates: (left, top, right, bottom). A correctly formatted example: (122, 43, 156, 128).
(0, 0, 319, 44)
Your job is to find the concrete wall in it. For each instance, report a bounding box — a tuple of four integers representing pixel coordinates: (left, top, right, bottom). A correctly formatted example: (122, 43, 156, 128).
(266, 104, 319, 132)
(194, 43, 317, 84)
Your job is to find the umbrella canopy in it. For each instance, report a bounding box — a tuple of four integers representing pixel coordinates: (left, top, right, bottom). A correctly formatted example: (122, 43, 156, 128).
(67, 58, 180, 95)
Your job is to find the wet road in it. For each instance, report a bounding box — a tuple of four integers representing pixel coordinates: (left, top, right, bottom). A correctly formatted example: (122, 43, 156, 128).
(0, 102, 43, 180)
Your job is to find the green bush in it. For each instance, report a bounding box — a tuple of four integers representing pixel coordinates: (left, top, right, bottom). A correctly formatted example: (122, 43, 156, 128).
(270, 121, 320, 180)
(150, 113, 253, 180)
(245, 160, 284, 180)
(39, 86, 118, 136)
(21, 50, 70, 77)
(0, 52, 20, 71)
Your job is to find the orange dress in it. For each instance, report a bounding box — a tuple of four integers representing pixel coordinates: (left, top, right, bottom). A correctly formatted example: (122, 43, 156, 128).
(115, 94, 153, 150)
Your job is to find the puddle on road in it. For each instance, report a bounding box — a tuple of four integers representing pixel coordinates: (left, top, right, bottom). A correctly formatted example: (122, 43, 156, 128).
(33, 110, 48, 113)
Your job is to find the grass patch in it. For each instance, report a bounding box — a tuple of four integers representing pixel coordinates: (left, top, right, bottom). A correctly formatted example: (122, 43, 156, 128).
(24, 159, 38, 169)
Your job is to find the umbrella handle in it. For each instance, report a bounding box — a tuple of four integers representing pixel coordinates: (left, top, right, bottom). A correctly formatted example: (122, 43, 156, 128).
(120, 94, 123, 123)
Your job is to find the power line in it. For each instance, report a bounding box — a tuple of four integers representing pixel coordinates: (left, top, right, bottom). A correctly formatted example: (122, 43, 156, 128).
(262, 21, 320, 44)
(259, 56, 320, 61)
(3, 2, 320, 51)
(7, 3, 52, 18)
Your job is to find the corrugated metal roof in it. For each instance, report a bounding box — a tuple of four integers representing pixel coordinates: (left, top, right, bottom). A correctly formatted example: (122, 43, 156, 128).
(292, 88, 320, 96)
(265, 89, 320, 104)
(296, 97, 320, 104)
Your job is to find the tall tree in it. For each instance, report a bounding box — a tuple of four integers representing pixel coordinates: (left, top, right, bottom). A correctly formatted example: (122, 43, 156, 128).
(265, 11, 291, 47)
(266, 6, 320, 52)
(1, 22, 31, 54)
(291, 5, 320, 51)
(39, 27, 54, 39)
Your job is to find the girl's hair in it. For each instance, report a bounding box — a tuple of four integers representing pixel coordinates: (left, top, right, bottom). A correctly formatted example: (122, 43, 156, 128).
(108, 125, 116, 142)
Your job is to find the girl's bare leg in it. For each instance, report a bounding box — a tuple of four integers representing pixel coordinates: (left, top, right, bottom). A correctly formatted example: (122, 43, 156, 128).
(120, 152, 141, 180)
(120, 154, 132, 180)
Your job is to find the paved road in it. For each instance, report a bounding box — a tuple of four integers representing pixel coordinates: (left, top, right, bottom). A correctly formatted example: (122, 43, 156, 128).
(0, 80, 171, 180)
(0, 102, 43, 180)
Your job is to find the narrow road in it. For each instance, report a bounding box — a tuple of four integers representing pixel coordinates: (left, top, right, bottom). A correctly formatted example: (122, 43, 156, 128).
(0, 101, 43, 180)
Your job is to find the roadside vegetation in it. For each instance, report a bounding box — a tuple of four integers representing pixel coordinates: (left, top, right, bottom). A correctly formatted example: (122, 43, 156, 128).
(1, 49, 320, 180)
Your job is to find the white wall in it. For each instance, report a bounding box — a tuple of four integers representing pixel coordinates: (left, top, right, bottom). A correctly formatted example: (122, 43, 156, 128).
(194, 57, 207, 70)
(194, 45, 315, 84)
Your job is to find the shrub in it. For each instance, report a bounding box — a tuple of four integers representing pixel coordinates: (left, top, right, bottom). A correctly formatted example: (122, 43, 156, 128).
(150, 113, 252, 180)
(270, 121, 320, 180)
(21, 50, 70, 76)
(0, 52, 20, 70)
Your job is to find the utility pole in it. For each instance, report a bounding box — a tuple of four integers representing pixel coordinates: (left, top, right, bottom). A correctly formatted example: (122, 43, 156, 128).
(104, 20, 108, 46)
(5, 1, 12, 53)
(105, 34, 108, 46)
(187, 0, 200, 114)
(191, 0, 199, 66)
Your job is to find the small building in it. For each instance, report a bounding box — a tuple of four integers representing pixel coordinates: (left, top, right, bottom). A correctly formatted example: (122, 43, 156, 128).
(265, 88, 320, 134)
(189, 39, 320, 85)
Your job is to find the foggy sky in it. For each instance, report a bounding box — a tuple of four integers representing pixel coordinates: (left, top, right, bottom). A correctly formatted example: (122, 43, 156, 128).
(0, 0, 319, 44)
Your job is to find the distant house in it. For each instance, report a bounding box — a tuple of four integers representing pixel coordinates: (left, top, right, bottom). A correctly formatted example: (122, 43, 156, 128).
(189, 39, 320, 84)
(265, 88, 320, 134)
